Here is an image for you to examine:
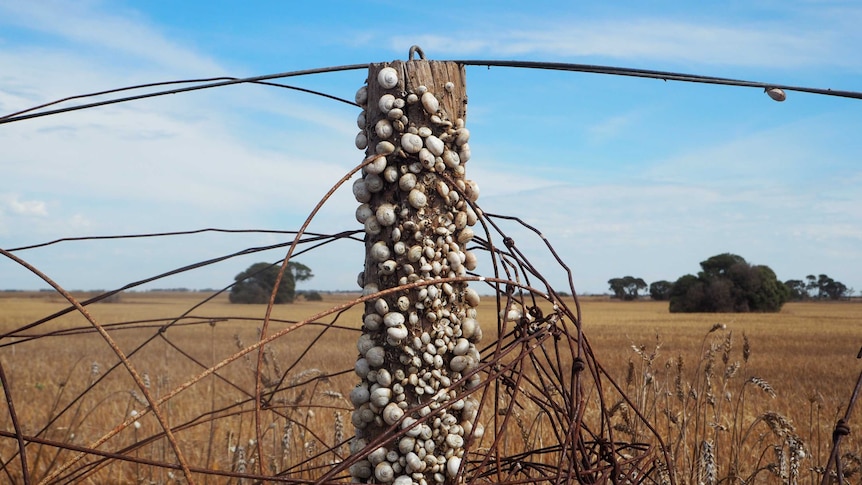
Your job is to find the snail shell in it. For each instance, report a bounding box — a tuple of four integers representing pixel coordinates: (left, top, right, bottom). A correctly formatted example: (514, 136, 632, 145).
(382, 402, 405, 425)
(457, 227, 474, 244)
(378, 94, 396, 113)
(398, 436, 415, 454)
(406, 452, 423, 472)
(424, 135, 444, 156)
(371, 241, 391, 262)
(374, 297, 389, 315)
(407, 245, 423, 262)
(464, 250, 478, 270)
(449, 355, 471, 372)
(375, 119, 394, 139)
(378, 259, 397, 275)
(400, 133, 423, 154)
(364, 217, 382, 235)
(356, 110, 367, 129)
(355, 203, 373, 223)
(370, 387, 392, 407)
(357, 332, 376, 353)
(365, 155, 387, 175)
(374, 461, 395, 483)
(418, 148, 435, 169)
(377, 67, 399, 89)
(455, 128, 470, 146)
(459, 143, 471, 163)
(393, 476, 413, 485)
(376, 140, 396, 155)
(355, 132, 368, 150)
(350, 460, 373, 480)
(355, 358, 370, 378)
(365, 347, 385, 367)
(399, 173, 417, 191)
(441, 149, 460, 168)
(363, 313, 381, 332)
(447, 456, 462, 478)
(376, 203, 397, 226)
(376, 368, 393, 387)
(393, 241, 406, 256)
(464, 180, 480, 201)
(453, 338, 470, 356)
(354, 85, 368, 106)
(367, 445, 387, 465)
(352, 179, 371, 203)
(350, 383, 370, 406)
(461, 317, 478, 339)
(383, 164, 398, 183)
(464, 287, 480, 307)
(408, 189, 427, 209)
(384, 312, 406, 327)
(387, 324, 409, 341)
(446, 434, 464, 449)
(365, 173, 384, 192)
(464, 205, 478, 226)
(421, 92, 439, 114)
(350, 437, 369, 454)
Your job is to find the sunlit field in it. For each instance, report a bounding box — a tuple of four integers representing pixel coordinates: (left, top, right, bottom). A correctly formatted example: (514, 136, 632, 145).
(0, 291, 859, 483)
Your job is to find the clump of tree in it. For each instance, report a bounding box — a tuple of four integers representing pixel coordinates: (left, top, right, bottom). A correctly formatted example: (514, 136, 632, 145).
(784, 274, 851, 301)
(229, 261, 313, 304)
(668, 253, 789, 313)
(649, 280, 673, 301)
(608, 276, 647, 300)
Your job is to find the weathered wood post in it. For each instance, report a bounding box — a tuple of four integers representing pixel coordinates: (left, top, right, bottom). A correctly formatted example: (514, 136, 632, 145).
(348, 48, 484, 484)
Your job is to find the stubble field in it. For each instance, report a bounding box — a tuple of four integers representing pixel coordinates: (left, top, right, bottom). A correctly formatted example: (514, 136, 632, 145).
(0, 291, 859, 483)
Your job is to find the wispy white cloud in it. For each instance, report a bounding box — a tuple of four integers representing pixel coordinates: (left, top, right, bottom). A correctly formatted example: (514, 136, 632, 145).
(2, 194, 48, 216)
(0, 1, 222, 75)
(392, 11, 862, 70)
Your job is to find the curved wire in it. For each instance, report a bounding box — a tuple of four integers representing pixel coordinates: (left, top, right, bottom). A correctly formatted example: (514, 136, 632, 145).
(455, 60, 862, 100)
(0, 76, 357, 121)
(2, 59, 859, 126)
(0, 63, 368, 124)
(4, 227, 358, 252)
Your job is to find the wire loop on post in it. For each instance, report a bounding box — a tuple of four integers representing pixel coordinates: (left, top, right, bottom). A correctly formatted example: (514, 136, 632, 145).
(408, 45, 426, 60)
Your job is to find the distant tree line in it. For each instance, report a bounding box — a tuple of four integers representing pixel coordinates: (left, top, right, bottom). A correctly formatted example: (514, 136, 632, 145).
(783, 274, 850, 301)
(609, 253, 852, 313)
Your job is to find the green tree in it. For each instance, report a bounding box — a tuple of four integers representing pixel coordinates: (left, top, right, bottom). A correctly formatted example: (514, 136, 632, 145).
(668, 274, 704, 313)
(669, 254, 788, 313)
(813, 274, 850, 300)
(229, 261, 314, 304)
(699, 253, 747, 278)
(784, 279, 808, 301)
(648, 280, 673, 301)
(608, 276, 647, 301)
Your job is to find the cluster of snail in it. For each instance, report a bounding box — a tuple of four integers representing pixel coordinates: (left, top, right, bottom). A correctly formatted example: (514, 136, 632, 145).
(349, 63, 484, 484)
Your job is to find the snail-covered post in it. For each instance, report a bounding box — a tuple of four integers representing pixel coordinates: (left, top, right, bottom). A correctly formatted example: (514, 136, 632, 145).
(349, 49, 483, 484)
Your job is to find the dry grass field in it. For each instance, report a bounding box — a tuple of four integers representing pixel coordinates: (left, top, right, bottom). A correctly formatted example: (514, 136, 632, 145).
(0, 290, 859, 483)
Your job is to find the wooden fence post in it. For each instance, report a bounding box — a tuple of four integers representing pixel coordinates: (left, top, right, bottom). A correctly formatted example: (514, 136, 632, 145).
(349, 48, 483, 484)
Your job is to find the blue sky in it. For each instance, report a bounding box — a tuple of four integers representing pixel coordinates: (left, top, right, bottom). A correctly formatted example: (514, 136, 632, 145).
(1, 1, 860, 296)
